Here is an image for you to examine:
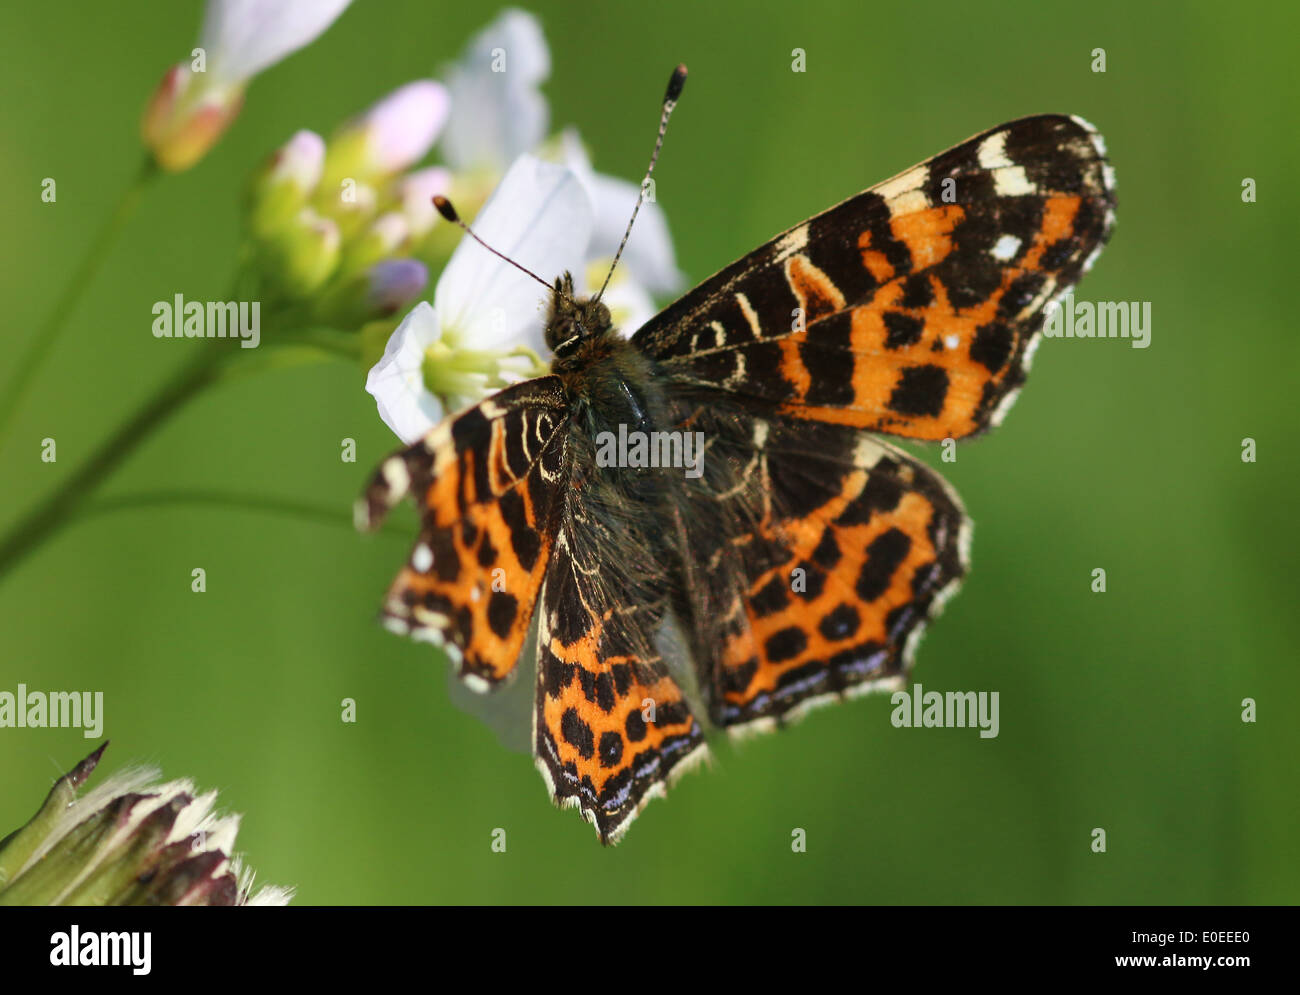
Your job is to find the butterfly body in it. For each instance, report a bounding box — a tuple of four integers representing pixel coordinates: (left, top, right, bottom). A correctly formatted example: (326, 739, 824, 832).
(545, 283, 685, 566)
(359, 113, 1116, 843)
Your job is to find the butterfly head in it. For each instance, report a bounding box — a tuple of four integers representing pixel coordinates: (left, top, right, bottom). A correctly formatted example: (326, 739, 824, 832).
(545, 272, 612, 358)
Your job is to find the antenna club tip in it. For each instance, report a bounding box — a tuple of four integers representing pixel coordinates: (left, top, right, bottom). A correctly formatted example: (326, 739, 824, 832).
(666, 64, 687, 102)
(432, 194, 460, 223)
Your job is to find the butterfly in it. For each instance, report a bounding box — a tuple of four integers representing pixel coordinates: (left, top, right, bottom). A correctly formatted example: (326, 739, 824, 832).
(355, 67, 1116, 844)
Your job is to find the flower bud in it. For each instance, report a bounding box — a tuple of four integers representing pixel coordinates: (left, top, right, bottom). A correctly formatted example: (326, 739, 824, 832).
(318, 178, 379, 242)
(246, 129, 326, 239)
(258, 208, 341, 299)
(142, 0, 353, 172)
(141, 63, 244, 173)
(0, 743, 289, 906)
(365, 259, 429, 318)
(337, 212, 410, 280)
(396, 166, 452, 240)
(322, 81, 448, 188)
(315, 258, 428, 330)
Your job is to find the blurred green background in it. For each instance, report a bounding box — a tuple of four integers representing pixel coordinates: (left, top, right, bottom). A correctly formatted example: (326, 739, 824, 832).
(1, 0, 1296, 904)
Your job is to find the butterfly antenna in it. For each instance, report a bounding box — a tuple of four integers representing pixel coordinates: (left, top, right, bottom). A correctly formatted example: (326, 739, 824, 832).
(594, 63, 687, 303)
(432, 195, 570, 300)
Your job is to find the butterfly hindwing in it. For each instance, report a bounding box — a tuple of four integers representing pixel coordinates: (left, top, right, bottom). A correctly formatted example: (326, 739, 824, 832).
(356, 376, 571, 688)
(674, 410, 969, 729)
(633, 114, 1116, 440)
(533, 463, 708, 844)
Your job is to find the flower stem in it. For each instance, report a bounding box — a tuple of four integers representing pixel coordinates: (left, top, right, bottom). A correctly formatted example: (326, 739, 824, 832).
(0, 340, 334, 587)
(82, 489, 408, 538)
(0, 157, 160, 444)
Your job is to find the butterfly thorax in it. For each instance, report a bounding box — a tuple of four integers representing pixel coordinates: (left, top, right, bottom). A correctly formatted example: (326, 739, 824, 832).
(538, 277, 692, 604)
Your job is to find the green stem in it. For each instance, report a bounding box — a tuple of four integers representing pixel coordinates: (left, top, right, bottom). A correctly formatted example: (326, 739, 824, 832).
(0, 157, 159, 443)
(277, 325, 362, 361)
(83, 489, 407, 538)
(0, 340, 334, 587)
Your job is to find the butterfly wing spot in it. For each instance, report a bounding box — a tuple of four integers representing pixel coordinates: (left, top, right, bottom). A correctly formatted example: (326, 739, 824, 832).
(785, 254, 846, 322)
(975, 129, 1013, 169)
(888, 203, 963, 270)
(772, 223, 809, 262)
(992, 234, 1022, 261)
(411, 543, 433, 572)
(382, 454, 411, 494)
(871, 162, 931, 209)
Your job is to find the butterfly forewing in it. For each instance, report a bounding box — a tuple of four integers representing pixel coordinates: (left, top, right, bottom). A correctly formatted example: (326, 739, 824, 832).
(633, 114, 1115, 440)
(357, 376, 571, 688)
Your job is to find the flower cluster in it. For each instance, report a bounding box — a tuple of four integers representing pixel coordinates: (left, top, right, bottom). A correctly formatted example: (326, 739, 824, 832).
(158, 6, 685, 437)
(361, 9, 684, 442)
(145, 4, 683, 441)
(241, 80, 449, 330)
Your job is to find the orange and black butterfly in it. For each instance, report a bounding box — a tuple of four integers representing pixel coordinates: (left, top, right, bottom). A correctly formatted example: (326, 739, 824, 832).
(356, 67, 1116, 844)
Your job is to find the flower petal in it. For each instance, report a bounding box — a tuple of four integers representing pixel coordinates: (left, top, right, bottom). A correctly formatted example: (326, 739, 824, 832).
(200, 0, 353, 84)
(440, 9, 550, 171)
(435, 154, 593, 353)
(365, 301, 444, 443)
(269, 129, 326, 190)
(354, 81, 449, 176)
(580, 261, 656, 336)
(398, 166, 453, 237)
(560, 130, 684, 295)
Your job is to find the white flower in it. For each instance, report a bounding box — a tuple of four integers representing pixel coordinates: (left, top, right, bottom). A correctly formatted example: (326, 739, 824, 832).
(365, 301, 445, 445)
(142, 0, 353, 172)
(440, 8, 550, 172)
(558, 128, 684, 302)
(436, 11, 682, 323)
(365, 12, 688, 439)
(199, 0, 353, 85)
(367, 155, 593, 443)
(434, 10, 681, 322)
